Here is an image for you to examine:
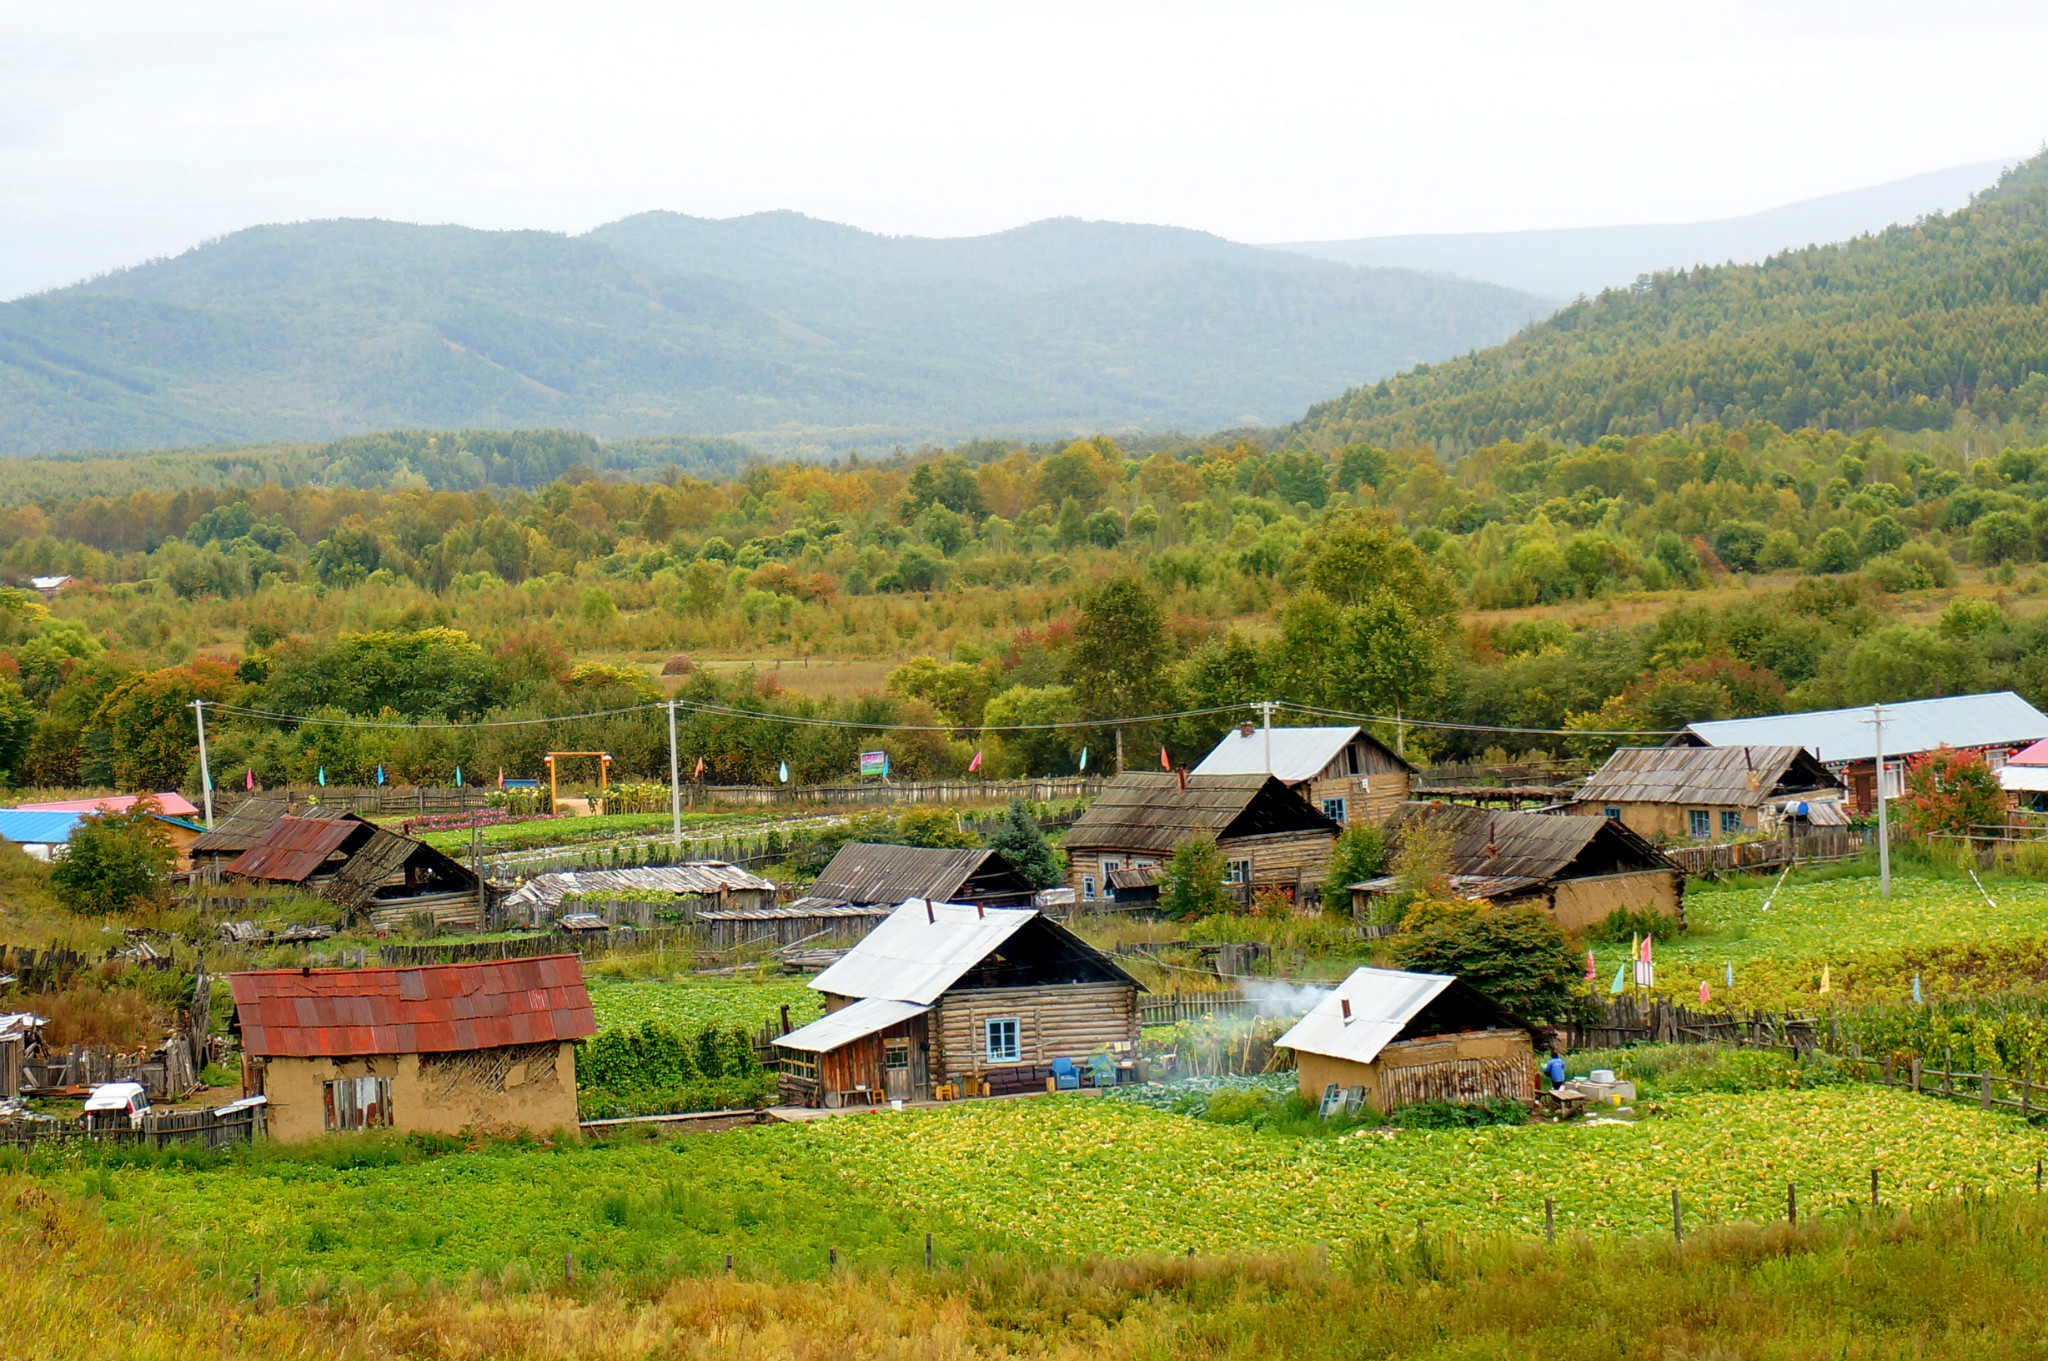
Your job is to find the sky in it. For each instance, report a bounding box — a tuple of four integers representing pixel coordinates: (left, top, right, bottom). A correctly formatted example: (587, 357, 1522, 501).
(2, 0, 2043, 299)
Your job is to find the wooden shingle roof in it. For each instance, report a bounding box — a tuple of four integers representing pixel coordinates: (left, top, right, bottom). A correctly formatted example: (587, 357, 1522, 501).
(807, 844, 1031, 907)
(1575, 745, 1841, 809)
(1061, 773, 1340, 855)
(1388, 803, 1672, 884)
(321, 827, 477, 911)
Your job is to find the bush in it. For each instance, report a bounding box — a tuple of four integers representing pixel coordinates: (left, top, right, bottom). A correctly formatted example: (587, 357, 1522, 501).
(1583, 905, 1682, 944)
(981, 799, 1064, 888)
(50, 803, 175, 915)
(577, 1020, 764, 1118)
(1809, 527, 1859, 574)
(1326, 825, 1385, 909)
(1391, 904, 1582, 1023)
(1158, 835, 1234, 919)
(1387, 1097, 1529, 1130)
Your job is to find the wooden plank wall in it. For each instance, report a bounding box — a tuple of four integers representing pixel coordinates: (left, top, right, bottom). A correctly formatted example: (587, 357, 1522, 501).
(930, 982, 1138, 1080)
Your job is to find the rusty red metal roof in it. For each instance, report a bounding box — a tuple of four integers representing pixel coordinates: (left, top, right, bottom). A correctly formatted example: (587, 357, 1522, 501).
(224, 814, 370, 883)
(228, 955, 596, 1057)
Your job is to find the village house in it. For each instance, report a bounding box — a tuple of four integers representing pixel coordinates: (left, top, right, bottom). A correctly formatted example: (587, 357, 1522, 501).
(771, 898, 1145, 1107)
(703, 843, 1037, 948)
(1278, 966, 1536, 1115)
(1061, 772, 1341, 905)
(225, 814, 489, 930)
(1673, 692, 2048, 814)
(185, 796, 310, 873)
(1191, 723, 1416, 826)
(499, 863, 779, 929)
(1998, 735, 2048, 810)
(228, 955, 595, 1142)
(1569, 744, 1846, 844)
(0, 805, 209, 870)
(1354, 803, 1682, 930)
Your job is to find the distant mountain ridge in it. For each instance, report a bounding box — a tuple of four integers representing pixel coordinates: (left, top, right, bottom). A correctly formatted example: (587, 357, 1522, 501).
(0, 214, 1546, 457)
(1290, 154, 2048, 453)
(1280, 160, 2015, 299)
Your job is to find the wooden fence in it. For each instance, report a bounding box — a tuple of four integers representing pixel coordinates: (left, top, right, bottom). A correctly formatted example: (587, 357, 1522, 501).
(1863, 1046, 2048, 1117)
(376, 925, 700, 966)
(693, 777, 1103, 808)
(210, 786, 493, 816)
(1561, 995, 1822, 1053)
(0, 1104, 261, 1150)
(1664, 827, 1866, 877)
(1139, 991, 1256, 1027)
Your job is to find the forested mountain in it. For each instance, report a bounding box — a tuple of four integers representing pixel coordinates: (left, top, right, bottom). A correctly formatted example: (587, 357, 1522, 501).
(1282, 160, 2008, 298)
(0, 215, 1544, 457)
(1293, 153, 2048, 454)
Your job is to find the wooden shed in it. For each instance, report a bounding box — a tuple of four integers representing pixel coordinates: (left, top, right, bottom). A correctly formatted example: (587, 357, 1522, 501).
(1570, 745, 1844, 844)
(704, 844, 1036, 948)
(226, 815, 488, 931)
(1358, 803, 1682, 931)
(228, 955, 596, 1142)
(499, 864, 778, 929)
(771, 899, 1145, 1107)
(1061, 773, 1341, 905)
(1192, 723, 1416, 825)
(1279, 966, 1536, 1115)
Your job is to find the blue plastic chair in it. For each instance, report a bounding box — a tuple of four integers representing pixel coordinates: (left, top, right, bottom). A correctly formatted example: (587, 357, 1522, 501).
(1049, 1057, 1081, 1090)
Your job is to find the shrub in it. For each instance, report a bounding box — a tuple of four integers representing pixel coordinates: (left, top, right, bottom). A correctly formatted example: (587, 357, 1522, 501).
(1392, 905, 1582, 1023)
(1809, 527, 1859, 574)
(1583, 905, 1682, 944)
(1387, 1097, 1529, 1129)
(1898, 747, 2004, 839)
(1326, 824, 1385, 909)
(1158, 835, 1233, 919)
(981, 799, 1064, 888)
(50, 803, 175, 915)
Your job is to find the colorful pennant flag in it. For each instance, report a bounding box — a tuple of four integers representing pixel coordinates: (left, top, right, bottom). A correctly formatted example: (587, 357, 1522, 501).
(1160, 746, 1171, 770)
(316, 767, 326, 787)
(1819, 964, 1831, 995)
(376, 765, 386, 786)
(1699, 979, 1710, 1005)
(454, 766, 463, 788)
(1078, 747, 1088, 771)
(245, 769, 254, 790)
(1609, 962, 1628, 995)
(778, 760, 789, 784)
(968, 750, 983, 773)
(1725, 961, 1733, 990)
(1913, 974, 1923, 1005)
(1584, 949, 1596, 985)
(693, 756, 705, 780)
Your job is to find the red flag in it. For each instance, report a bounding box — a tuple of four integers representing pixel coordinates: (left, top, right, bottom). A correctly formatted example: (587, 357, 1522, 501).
(693, 756, 705, 780)
(968, 750, 983, 773)
(496, 767, 505, 788)
(1160, 746, 1171, 770)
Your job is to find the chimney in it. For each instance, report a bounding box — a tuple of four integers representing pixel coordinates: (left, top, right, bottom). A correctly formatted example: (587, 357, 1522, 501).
(925, 899, 935, 923)
(1340, 997, 1352, 1024)
(1240, 721, 1255, 738)
(976, 901, 985, 918)
(1177, 766, 1188, 791)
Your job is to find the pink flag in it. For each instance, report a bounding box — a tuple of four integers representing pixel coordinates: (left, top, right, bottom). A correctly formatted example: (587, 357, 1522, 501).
(1699, 979, 1710, 1005)
(245, 768, 254, 790)
(968, 750, 983, 773)
(1585, 950, 1596, 983)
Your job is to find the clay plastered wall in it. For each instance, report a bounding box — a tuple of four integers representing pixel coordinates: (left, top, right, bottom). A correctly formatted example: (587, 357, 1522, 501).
(262, 1041, 580, 1143)
(1295, 1029, 1535, 1112)
(1550, 870, 1682, 931)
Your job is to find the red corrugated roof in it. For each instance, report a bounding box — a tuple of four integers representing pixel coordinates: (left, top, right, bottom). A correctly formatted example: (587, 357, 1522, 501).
(228, 955, 596, 1057)
(224, 814, 368, 882)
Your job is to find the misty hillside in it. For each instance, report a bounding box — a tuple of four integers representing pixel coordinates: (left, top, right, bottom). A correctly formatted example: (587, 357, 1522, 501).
(1292, 154, 2048, 453)
(0, 214, 1547, 457)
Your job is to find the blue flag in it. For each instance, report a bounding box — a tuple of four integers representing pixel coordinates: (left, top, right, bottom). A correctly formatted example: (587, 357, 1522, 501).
(1725, 961, 1732, 989)
(1913, 974, 1923, 1005)
(376, 765, 386, 786)
(317, 767, 326, 787)
(1609, 962, 1628, 995)
(1079, 747, 1089, 771)
(454, 766, 463, 788)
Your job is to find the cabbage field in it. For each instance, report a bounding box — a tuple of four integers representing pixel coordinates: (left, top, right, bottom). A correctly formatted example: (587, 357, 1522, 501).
(585, 977, 821, 1035)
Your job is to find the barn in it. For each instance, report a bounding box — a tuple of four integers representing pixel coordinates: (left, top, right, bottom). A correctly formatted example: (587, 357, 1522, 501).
(771, 898, 1145, 1107)
(1192, 723, 1416, 825)
(1278, 966, 1536, 1115)
(1355, 803, 1682, 931)
(228, 955, 595, 1142)
(1061, 773, 1341, 906)
(703, 844, 1037, 948)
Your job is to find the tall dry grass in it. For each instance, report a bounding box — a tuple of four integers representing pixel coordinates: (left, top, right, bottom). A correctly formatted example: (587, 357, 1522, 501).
(9, 1172, 2048, 1358)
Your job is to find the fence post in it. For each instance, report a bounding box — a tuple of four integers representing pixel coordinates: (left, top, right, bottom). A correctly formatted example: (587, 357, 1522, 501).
(1871, 1168, 1879, 1208)
(1671, 1188, 1683, 1243)
(1787, 1182, 1796, 1226)
(1544, 1197, 1555, 1245)
(1981, 1072, 1993, 1112)
(1944, 1047, 1953, 1099)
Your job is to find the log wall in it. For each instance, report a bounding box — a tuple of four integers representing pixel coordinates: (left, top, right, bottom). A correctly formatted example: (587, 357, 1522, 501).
(930, 981, 1139, 1081)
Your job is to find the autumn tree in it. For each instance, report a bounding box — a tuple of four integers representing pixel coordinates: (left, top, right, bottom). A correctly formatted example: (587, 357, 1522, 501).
(1898, 747, 2005, 839)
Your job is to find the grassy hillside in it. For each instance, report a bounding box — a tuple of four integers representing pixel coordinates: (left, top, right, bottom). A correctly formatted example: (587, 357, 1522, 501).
(1294, 152, 2048, 453)
(0, 214, 1545, 457)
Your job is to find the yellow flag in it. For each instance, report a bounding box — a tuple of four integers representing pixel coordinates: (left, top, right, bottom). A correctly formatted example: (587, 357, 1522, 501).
(1819, 964, 1832, 995)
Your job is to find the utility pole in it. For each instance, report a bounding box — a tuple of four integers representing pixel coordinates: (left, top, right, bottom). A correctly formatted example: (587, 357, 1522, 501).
(666, 699, 683, 855)
(191, 699, 215, 829)
(1258, 699, 1274, 774)
(1862, 701, 1891, 898)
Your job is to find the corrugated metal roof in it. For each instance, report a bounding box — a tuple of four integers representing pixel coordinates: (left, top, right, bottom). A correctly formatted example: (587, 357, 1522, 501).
(1389, 803, 1671, 883)
(806, 845, 1018, 906)
(1061, 773, 1339, 855)
(1683, 692, 2048, 764)
(1575, 745, 1839, 808)
(225, 815, 367, 883)
(2010, 737, 2048, 766)
(501, 864, 777, 911)
(699, 899, 890, 921)
(0, 810, 82, 844)
(1277, 967, 1457, 1066)
(2003, 765, 2048, 792)
(772, 996, 930, 1053)
(809, 900, 1041, 1004)
(15, 792, 200, 817)
(189, 799, 351, 855)
(1192, 724, 1415, 781)
(228, 955, 596, 1058)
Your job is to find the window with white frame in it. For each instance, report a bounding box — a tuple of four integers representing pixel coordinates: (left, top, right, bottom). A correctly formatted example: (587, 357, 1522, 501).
(1321, 797, 1347, 824)
(984, 1017, 1020, 1064)
(1102, 858, 1123, 873)
(1227, 859, 1251, 884)
(1082, 874, 1097, 900)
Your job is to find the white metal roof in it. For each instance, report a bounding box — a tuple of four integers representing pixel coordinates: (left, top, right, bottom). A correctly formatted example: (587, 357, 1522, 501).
(1275, 966, 1457, 1066)
(2002, 765, 2048, 792)
(501, 864, 775, 910)
(1192, 725, 1361, 783)
(1684, 692, 2048, 765)
(808, 899, 1038, 1005)
(772, 996, 931, 1053)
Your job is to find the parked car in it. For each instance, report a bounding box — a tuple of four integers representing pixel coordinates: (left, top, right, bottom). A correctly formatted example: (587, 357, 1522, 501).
(82, 1081, 150, 1129)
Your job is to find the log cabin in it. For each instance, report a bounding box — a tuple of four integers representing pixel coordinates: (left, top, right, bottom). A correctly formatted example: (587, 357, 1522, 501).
(707, 843, 1038, 948)
(771, 898, 1145, 1107)
(1060, 772, 1341, 905)
(1191, 723, 1416, 825)
(1570, 744, 1845, 844)
(225, 815, 489, 930)
(1279, 966, 1536, 1115)
(1354, 803, 1682, 932)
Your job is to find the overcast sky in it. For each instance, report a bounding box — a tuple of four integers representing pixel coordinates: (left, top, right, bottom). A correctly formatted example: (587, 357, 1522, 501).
(2, 0, 2042, 299)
